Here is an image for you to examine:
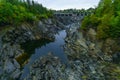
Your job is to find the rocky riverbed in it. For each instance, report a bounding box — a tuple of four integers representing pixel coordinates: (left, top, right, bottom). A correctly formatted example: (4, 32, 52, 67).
(0, 18, 65, 80)
(64, 24, 120, 79)
(22, 23, 120, 80)
(0, 18, 120, 80)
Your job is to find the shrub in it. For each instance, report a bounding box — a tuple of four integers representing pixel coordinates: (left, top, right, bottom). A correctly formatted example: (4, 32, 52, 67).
(81, 0, 120, 39)
(0, 0, 53, 26)
(81, 15, 100, 30)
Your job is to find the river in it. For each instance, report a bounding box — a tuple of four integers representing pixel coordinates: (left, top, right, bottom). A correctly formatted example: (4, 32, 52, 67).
(20, 23, 81, 79)
(20, 28, 69, 79)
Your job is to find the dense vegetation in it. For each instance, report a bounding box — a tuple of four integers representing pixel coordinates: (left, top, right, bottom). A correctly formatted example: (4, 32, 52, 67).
(82, 0, 120, 39)
(0, 0, 53, 26)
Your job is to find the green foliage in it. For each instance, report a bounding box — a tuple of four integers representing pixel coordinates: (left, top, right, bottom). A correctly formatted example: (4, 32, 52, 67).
(0, 0, 53, 26)
(81, 15, 100, 30)
(81, 0, 120, 39)
(81, 16, 91, 29)
(97, 14, 111, 39)
(109, 14, 120, 38)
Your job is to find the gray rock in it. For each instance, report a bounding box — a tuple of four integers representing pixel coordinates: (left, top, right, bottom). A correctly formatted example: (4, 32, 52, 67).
(76, 39, 88, 49)
(11, 69, 21, 79)
(38, 21, 43, 27)
(4, 59, 16, 73)
(13, 59, 20, 69)
(8, 47, 14, 58)
(0, 67, 3, 75)
(89, 65, 96, 74)
(112, 52, 120, 63)
(89, 43, 95, 50)
(47, 19, 53, 25)
(88, 28, 96, 41)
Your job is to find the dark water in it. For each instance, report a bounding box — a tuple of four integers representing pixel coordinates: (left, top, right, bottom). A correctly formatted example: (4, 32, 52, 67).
(20, 30, 68, 79)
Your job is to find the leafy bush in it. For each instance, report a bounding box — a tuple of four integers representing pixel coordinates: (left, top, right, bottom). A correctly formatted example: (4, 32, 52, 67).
(81, 0, 120, 39)
(0, 0, 53, 26)
(81, 15, 100, 30)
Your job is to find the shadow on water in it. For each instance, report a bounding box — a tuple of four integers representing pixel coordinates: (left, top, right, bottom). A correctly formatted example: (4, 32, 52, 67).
(21, 38, 54, 54)
(16, 39, 53, 66)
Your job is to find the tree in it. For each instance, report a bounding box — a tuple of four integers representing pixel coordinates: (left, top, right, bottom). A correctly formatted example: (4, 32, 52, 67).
(82, 0, 120, 39)
(0, 0, 53, 26)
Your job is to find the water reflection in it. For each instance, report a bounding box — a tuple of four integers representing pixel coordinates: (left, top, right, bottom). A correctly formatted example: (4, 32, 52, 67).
(20, 30, 68, 79)
(21, 39, 54, 54)
(16, 39, 53, 66)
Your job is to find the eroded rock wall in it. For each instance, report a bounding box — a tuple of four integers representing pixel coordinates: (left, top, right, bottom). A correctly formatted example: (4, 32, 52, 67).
(64, 26, 120, 79)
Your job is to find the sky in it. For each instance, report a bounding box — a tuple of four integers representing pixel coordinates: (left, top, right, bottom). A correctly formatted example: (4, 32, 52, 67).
(34, 0, 100, 10)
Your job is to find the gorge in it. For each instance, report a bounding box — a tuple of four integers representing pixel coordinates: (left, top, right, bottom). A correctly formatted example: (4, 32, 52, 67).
(0, 0, 120, 80)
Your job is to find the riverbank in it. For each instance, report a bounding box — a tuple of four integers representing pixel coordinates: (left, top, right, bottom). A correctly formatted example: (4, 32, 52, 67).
(22, 22, 120, 80)
(0, 18, 120, 80)
(64, 25, 120, 79)
(0, 18, 65, 79)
